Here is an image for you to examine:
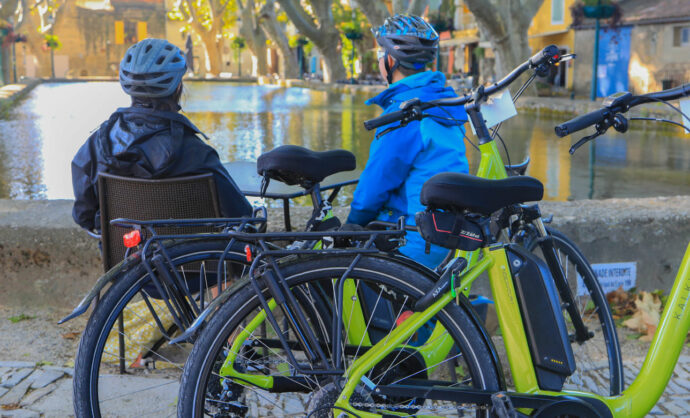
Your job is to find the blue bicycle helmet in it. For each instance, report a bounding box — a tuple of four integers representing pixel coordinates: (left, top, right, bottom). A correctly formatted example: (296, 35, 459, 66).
(119, 38, 186, 98)
(373, 14, 439, 83)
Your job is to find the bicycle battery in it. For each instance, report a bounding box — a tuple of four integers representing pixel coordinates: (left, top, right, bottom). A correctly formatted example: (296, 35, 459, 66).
(506, 244, 576, 391)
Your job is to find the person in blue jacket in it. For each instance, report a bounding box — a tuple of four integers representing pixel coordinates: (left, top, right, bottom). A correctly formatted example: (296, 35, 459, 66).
(346, 15, 470, 269)
(71, 38, 252, 233)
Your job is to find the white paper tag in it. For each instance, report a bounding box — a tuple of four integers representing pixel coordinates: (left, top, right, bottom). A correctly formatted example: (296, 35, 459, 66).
(680, 98, 690, 134)
(469, 89, 518, 135)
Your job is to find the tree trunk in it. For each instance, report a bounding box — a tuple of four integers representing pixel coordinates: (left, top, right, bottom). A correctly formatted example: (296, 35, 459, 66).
(276, 0, 346, 83)
(354, 0, 389, 27)
(15, 0, 54, 77)
(197, 28, 223, 76)
(259, 0, 299, 78)
(239, 0, 268, 77)
(463, 0, 543, 93)
(317, 38, 347, 83)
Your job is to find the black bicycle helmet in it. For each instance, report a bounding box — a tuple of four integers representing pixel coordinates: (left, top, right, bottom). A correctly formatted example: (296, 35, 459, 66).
(119, 38, 186, 98)
(373, 14, 439, 83)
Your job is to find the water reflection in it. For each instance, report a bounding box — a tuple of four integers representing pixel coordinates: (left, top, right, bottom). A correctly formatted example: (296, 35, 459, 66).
(0, 81, 689, 202)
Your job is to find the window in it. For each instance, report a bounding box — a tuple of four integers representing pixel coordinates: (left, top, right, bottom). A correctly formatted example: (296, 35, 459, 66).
(551, 0, 565, 25)
(673, 26, 690, 47)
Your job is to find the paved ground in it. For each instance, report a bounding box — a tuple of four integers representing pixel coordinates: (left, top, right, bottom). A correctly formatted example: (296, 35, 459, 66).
(1, 354, 689, 417)
(1, 305, 689, 417)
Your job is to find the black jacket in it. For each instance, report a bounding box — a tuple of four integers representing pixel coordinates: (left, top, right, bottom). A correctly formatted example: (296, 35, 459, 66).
(71, 107, 252, 231)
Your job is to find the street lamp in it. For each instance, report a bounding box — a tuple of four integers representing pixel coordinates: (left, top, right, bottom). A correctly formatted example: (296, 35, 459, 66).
(46, 14, 55, 79)
(583, 0, 615, 198)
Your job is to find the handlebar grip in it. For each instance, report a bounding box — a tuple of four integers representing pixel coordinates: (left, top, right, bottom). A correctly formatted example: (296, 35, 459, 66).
(529, 44, 560, 67)
(363, 109, 406, 131)
(554, 108, 609, 137)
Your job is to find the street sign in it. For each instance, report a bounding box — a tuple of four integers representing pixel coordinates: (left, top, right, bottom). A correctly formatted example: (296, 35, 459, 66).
(577, 261, 637, 296)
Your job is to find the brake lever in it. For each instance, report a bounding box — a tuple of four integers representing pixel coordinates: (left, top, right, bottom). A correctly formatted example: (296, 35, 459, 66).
(569, 130, 603, 155)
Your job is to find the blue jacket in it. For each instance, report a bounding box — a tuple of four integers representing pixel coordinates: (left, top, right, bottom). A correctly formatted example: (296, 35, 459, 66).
(346, 71, 469, 268)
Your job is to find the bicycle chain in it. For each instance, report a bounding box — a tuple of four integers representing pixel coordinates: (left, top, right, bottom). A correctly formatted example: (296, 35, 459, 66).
(350, 401, 485, 413)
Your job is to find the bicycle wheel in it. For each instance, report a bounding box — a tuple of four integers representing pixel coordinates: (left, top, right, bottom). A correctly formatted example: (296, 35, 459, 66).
(73, 239, 249, 418)
(526, 227, 623, 396)
(178, 254, 501, 418)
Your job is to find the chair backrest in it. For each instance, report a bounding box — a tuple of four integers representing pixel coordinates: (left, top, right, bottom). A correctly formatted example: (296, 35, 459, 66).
(97, 172, 221, 272)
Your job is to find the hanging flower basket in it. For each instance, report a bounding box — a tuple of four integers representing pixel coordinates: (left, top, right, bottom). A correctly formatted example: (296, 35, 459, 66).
(344, 31, 363, 41)
(583, 5, 616, 19)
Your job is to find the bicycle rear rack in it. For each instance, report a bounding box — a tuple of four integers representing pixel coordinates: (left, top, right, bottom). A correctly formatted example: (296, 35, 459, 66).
(111, 215, 409, 376)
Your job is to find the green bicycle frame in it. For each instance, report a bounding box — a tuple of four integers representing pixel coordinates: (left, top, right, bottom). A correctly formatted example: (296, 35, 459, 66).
(216, 135, 514, 392)
(334, 243, 690, 417)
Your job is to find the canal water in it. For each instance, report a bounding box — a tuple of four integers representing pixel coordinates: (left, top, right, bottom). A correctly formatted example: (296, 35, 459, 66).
(1, 81, 689, 204)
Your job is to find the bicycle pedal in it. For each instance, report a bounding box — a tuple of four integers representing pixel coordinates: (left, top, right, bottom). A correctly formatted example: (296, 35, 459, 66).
(491, 392, 517, 418)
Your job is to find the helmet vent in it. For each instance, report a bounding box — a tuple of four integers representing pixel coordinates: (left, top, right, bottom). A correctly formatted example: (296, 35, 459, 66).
(145, 44, 152, 53)
(172, 57, 181, 63)
(126, 55, 132, 63)
(156, 56, 165, 65)
(165, 45, 173, 51)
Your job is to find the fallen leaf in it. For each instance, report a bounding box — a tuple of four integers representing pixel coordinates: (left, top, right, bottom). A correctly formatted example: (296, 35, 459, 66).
(1, 403, 20, 410)
(61, 331, 81, 340)
(622, 291, 661, 340)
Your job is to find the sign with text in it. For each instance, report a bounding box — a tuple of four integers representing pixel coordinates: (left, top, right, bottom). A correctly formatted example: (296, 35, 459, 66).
(577, 262, 637, 296)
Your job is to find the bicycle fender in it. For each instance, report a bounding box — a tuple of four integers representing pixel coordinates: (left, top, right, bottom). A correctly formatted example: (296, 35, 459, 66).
(58, 255, 142, 324)
(169, 273, 253, 344)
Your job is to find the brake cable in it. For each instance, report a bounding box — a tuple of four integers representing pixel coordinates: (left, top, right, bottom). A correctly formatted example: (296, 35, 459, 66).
(570, 96, 690, 155)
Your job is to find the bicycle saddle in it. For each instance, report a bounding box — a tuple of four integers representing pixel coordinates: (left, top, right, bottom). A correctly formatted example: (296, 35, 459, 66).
(257, 145, 356, 186)
(421, 172, 544, 215)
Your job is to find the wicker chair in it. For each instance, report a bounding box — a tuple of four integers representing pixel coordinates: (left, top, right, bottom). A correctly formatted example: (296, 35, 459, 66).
(97, 172, 221, 272)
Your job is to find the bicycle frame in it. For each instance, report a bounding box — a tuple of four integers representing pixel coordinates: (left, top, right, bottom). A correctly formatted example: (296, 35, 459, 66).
(332, 243, 690, 417)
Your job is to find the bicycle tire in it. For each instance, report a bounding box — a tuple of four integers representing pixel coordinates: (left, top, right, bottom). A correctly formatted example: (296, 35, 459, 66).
(527, 227, 623, 396)
(178, 254, 501, 417)
(73, 238, 249, 418)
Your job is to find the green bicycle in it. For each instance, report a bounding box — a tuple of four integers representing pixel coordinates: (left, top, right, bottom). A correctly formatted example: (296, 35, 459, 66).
(318, 83, 690, 418)
(176, 47, 623, 416)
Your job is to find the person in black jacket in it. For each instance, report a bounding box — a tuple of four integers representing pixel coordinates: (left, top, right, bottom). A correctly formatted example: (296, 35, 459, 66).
(71, 38, 251, 232)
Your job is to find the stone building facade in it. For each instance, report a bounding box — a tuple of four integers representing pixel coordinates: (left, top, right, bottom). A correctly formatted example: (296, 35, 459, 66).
(572, 0, 690, 98)
(13, 0, 166, 79)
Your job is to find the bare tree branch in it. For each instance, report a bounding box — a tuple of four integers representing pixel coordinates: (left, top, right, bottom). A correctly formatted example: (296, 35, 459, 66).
(277, 0, 319, 39)
(309, 0, 332, 29)
(259, 0, 299, 77)
(353, 0, 388, 27)
(406, 0, 426, 16)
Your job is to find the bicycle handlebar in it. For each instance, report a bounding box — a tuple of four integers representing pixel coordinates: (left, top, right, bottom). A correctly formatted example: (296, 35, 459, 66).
(363, 108, 410, 130)
(555, 83, 690, 138)
(363, 44, 565, 131)
(554, 108, 609, 137)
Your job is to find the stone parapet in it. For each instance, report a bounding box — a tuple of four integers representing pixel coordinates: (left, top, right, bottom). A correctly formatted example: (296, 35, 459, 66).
(0, 197, 688, 310)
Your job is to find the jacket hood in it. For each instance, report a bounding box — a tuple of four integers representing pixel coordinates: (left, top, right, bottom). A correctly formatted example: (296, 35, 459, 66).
(96, 107, 206, 178)
(367, 71, 467, 127)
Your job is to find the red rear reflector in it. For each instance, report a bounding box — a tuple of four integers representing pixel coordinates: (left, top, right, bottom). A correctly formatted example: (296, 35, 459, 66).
(396, 310, 414, 327)
(245, 245, 252, 262)
(554, 54, 559, 60)
(123, 230, 141, 248)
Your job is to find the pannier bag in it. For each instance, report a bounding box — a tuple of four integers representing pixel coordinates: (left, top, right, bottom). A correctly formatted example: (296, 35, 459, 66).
(415, 210, 485, 251)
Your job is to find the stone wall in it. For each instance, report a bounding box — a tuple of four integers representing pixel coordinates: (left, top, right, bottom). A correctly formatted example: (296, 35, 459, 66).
(0, 197, 688, 310)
